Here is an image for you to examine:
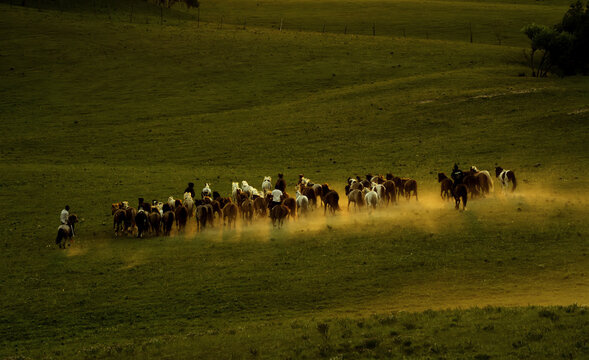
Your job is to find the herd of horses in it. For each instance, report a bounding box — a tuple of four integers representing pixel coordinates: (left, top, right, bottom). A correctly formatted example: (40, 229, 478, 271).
(102, 165, 517, 240)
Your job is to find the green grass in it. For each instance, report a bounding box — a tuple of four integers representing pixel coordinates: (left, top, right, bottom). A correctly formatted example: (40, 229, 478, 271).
(1, 1, 589, 359)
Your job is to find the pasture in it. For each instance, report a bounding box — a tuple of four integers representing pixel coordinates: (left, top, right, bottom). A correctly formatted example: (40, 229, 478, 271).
(1, 1, 589, 358)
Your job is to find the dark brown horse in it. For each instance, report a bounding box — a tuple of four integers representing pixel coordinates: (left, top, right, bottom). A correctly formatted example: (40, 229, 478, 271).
(383, 180, 397, 205)
(162, 210, 175, 236)
(403, 179, 418, 201)
(437, 173, 453, 201)
(175, 206, 188, 231)
(275, 173, 286, 193)
(451, 184, 468, 210)
(135, 210, 149, 238)
(321, 184, 340, 215)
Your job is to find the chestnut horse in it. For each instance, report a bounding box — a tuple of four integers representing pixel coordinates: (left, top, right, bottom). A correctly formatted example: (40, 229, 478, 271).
(437, 173, 453, 201)
(270, 204, 290, 228)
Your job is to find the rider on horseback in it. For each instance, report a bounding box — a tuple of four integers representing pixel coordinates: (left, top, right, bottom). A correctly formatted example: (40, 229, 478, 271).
(451, 164, 464, 190)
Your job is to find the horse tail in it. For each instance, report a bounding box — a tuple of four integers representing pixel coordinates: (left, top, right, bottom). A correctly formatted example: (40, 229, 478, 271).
(483, 171, 494, 192)
(510, 171, 517, 192)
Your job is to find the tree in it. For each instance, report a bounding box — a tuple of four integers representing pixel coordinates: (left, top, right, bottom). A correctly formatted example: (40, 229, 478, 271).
(522, 0, 589, 76)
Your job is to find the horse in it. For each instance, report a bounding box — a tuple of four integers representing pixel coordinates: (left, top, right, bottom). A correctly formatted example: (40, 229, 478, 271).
(113, 209, 128, 236)
(135, 210, 149, 238)
(56, 214, 78, 248)
(162, 210, 175, 236)
(211, 200, 223, 220)
(222, 202, 239, 228)
(231, 182, 241, 203)
(321, 184, 340, 215)
(451, 184, 468, 211)
(175, 205, 188, 231)
(240, 198, 254, 224)
(270, 204, 290, 228)
(202, 183, 212, 199)
(383, 180, 396, 205)
(372, 183, 386, 205)
(295, 190, 309, 216)
(470, 166, 494, 195)
(371, 175, 386, 184)
(195, 205, 208, 232)
(364, 188, 379, 210)
(438, 173, 453, 201)
(183, 192, 195, 218)
(262, 176, 272, 194)
(301, 186, 317, 208)
(495, 166, 517, 193)
(403, 179, 418, 201)
(148, 211, 162, 236)
(282, 197, 297, 220)
(253, 196, 268, 217)
(347, 189, 364, 211)
(242, 180, 259, 198)
(167, 196, 176, 211)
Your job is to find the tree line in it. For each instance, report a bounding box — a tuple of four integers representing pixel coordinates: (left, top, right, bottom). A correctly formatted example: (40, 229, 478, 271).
(522, 0, 589, 77)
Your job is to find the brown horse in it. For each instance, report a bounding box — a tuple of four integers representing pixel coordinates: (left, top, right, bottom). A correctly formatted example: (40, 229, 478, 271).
(148, 212, 162, 236)
(253, 196, 267, 217)
(162, 210, 175, 236)
(301, 186, 317, 208)
(270, 204, 290, 228)
(451, 184, 468, 211)
(222, 203, 239, 228)
(321, 184, 340, 215)
(438, 173, 453, 201)
(403, 179, 418, 201)
(56, 214, 78, 248)
(195, 205, 208, 232)
(240, 198, 254, 224)
(282, 197, 297, 220)
(347, 189, 364, 211)
(383, 180, 397, 205)
(113, 209, 128, 236)
(175, 206, 188, 232)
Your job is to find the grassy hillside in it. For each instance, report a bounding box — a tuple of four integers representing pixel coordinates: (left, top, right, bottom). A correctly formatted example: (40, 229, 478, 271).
(1, 1, 588, 359)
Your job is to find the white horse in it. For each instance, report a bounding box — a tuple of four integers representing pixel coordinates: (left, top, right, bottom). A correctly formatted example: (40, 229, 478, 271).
(372, 183, 386, 205)
(241, 181, 259, 197)
(364, 188, 379, 210)
(262, 176, 272, 193)
(202, 183, 212, 198)
(167, 196, 175, 210)
(232, 182, 241, 203)
(183, 192, 195, 218)
(295, 190, 309, 216)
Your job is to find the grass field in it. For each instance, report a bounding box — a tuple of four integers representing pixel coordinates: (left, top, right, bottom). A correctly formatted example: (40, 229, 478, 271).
(1, 1, 588, 358)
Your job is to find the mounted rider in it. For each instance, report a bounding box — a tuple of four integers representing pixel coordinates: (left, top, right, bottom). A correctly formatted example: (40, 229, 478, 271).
(450, 164, 464, 190)
(59, 205, 75, 237)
